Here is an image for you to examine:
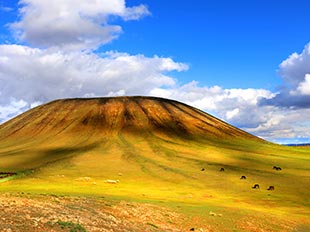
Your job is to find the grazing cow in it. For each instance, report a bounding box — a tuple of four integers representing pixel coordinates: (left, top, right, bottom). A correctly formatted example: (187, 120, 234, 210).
(273, 166, 282, 171)
(252, 184, 260, 189)
(240, 175, 246, 180)
(267, 186, 275, 190)
(220, 168, 225, 172)
(201, 168, 205, 171)
(190, 228, 195, 231)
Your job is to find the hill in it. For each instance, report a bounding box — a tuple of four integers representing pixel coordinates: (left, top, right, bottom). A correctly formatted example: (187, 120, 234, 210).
(0, 96, 309, 231)
(0, 96, 265, 170)
(0, 96, 260, 140)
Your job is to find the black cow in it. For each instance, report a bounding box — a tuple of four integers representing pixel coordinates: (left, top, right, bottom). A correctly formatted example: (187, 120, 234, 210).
(273, 166, 282, 171)
(252, 184, 260, 189)
(267, 186, 275, 190)
(220, 168, 225, 172)
(240, 175, 246, 180)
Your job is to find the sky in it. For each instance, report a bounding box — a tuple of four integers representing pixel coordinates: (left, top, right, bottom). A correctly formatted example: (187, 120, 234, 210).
(0, 0, 310, 144)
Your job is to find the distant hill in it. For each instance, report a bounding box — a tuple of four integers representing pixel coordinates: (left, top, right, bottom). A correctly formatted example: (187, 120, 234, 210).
(285, 143, 310, 147)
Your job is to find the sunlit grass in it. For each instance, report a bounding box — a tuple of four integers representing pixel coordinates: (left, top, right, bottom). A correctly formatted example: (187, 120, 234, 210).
(0, 97, 309, 229)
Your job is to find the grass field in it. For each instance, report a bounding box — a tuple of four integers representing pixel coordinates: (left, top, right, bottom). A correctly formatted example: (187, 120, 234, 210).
(0, 96, 309, 231)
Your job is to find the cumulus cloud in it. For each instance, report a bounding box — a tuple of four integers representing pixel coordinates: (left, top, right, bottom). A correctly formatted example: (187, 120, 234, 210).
(279, 43, 310, 87)
(294, 74, 310, 95)
(10, 0, 150, 50)
(261, 43, 310, 108)
(247, 107, 310, 142)
(150, 82, 275, 129)
(150, 80, 310, 143)
(0, 44, 187, 106)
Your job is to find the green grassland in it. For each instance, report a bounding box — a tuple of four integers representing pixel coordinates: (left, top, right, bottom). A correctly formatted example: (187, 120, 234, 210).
(0, 96, 309, 230)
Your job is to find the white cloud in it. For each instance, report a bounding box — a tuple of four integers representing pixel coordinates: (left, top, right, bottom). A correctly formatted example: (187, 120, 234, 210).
(246, 107, 310, 142)
(261, 43, 310, 108)
(150, 82, 275, 129)
(150, 82, 273, 112)
(122, 4, 150, 21)
(279, 43, 310, 87)
(226, 108, 239, 120)
(0, 99, 28, 123)
(10, 0, 150, 50)
(150, 81, 310, 142)
(0, 44, 187, 109)
(295, 74, 310, 95)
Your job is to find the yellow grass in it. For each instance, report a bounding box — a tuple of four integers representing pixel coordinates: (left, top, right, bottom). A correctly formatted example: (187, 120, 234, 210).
(0, 96, 309, 230)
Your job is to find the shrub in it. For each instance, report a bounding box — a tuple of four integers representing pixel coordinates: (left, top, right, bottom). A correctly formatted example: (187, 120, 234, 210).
(56, 221, 87, 232)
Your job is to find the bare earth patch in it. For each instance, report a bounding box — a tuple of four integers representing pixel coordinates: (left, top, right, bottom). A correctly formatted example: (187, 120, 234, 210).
(0, 193, 308, 232)
(0, 193, 186, 231)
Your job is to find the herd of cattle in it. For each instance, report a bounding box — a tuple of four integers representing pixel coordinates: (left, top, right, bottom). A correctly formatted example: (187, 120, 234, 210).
(0, 166, 282, 191)
(200, 166, 282, 191)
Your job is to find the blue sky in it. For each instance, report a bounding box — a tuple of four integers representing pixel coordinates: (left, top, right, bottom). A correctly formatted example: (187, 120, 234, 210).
(104, 0, 310, 88)
(0, 0, 310, 144)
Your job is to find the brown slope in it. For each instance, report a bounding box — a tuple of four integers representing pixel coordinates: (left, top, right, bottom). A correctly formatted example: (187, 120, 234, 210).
(0, 96, 261, 142)
(0, 96, 269, 171)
